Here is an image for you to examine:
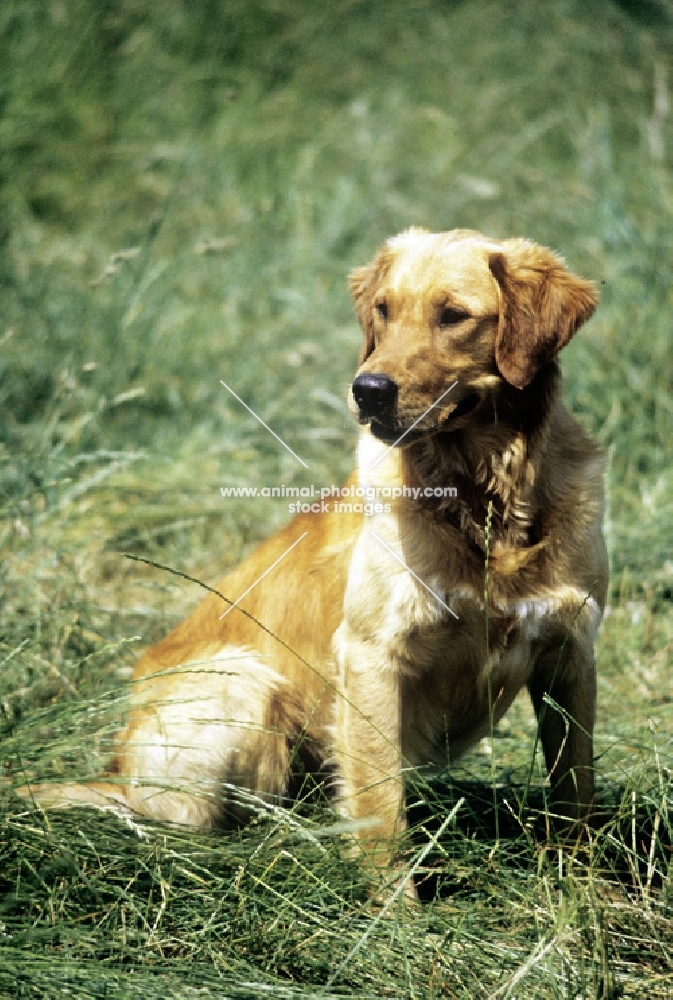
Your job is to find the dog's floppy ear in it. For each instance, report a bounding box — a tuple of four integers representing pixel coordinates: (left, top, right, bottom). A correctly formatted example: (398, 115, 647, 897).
(349, 247, 394, 365)
(488, 239, 598, 390)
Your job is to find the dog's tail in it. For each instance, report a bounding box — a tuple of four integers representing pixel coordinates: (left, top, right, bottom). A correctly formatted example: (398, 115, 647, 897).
(14, 780, 133, 815)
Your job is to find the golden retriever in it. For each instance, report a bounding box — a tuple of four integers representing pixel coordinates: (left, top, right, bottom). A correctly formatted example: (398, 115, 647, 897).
(20, 228, 608, 877)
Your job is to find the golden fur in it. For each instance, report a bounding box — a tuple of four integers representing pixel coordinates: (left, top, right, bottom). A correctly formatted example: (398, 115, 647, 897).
(19, 228, 608, 874)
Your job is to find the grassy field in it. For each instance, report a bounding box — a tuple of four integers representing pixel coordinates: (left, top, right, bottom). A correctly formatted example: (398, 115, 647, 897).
(1, 0, 672, 995)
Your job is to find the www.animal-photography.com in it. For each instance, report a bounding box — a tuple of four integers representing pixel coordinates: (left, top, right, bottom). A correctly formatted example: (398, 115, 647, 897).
(2, 2, 671, 997)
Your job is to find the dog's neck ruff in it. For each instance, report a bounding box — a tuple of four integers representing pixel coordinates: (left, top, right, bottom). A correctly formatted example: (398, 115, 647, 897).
(401, 365, 561, 555)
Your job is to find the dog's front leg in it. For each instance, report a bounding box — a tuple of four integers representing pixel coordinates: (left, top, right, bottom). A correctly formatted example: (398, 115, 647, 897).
(528, 635, 597, 823)
(333, 622, 407, 871)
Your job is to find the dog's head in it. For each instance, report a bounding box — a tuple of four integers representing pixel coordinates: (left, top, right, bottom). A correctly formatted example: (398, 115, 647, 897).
(348, 228, 598, 446)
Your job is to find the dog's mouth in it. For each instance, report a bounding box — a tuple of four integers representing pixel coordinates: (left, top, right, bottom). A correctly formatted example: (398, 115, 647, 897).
(368, 420, 423, 446)
(441, 392, 481, 424)
(367, 392, 482, 446)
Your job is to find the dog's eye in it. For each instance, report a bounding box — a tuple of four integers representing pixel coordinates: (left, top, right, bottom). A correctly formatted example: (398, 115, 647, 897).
(375, 302, 388, 321)
(439, 306, 470, 327)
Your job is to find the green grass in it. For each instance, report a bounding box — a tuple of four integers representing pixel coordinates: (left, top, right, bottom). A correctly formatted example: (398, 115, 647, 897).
(1, 0, 672, 995)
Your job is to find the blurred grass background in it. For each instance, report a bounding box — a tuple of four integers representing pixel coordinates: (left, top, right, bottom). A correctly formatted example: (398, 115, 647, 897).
(1, 0, 672, 996)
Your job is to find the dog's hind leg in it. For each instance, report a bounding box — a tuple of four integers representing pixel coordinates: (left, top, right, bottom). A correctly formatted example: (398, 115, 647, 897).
(15, 649, 295, 828)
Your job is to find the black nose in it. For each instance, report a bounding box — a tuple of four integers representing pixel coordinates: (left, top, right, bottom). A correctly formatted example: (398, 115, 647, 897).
(351, 373, 398, 419)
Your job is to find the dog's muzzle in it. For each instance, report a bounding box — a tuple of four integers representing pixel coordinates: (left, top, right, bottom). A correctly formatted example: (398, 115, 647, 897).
(352, 373, 482, 444)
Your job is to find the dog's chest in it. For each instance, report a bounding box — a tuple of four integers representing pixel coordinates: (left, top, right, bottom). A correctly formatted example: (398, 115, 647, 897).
(343, 521, 553, 673)
(395, 588, 554, 764)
